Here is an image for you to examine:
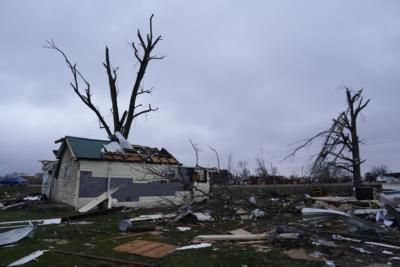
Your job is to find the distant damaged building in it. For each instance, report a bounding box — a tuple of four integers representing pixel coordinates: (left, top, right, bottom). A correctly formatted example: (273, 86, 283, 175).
(43, 134, 209, 209)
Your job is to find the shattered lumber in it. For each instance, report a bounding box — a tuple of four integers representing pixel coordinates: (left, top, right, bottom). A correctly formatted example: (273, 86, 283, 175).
(53, 250, 155, 267)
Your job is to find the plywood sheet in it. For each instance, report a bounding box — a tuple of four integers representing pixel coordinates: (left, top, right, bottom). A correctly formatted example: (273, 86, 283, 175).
(113, 240, 176, 258)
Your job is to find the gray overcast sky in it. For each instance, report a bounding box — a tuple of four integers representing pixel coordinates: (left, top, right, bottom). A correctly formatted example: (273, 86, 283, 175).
(0, 0, 399, 176)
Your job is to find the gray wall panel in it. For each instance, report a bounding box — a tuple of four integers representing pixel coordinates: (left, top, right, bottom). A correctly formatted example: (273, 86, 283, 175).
(79, 171, 185, 201)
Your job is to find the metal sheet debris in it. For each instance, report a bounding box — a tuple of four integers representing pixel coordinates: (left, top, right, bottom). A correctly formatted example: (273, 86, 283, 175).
(7, 250, 48, 266)
(0, 225, 33, 247)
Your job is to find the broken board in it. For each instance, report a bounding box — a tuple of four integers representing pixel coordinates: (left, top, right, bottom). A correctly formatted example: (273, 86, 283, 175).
(113, 240, 176, 259)
(78, 186, 120, 213)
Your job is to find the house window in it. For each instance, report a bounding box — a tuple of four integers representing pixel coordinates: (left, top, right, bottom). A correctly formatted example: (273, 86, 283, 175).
(63, 165, 71, 178)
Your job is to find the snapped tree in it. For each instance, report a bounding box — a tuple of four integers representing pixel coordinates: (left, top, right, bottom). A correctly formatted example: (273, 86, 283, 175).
(286, 88, 370, 188)
(46, 14, 163, 139)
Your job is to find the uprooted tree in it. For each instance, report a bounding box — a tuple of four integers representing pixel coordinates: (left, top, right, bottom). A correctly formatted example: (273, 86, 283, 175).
(46, 14, 163, 139)
(286, 88, 370, 189)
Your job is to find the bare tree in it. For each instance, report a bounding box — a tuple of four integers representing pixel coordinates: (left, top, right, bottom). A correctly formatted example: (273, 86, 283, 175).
(209, 145, 220, 172)
(368, 165, 390, 177)
(269, 163, 279, 176)
(189, 138, 200, 167)
(46, 14, 163, 139)
(255, 147, 268, 179)
(237, 160, 251, 181)
(227, 153, 234, 175)
(285, 88, 370, 189)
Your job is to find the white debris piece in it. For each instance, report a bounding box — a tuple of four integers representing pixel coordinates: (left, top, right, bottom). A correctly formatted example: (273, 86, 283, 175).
(39, 218, 62, 225)
(115, 131, 132, 150)
(176, 243, 212, 250)
(351, 246, 372, 254)
(376, 209, 385, 222)
(249, 196, 257, 205)
(325, 260, 336, 267)
(384, 219, 394, 226)
(23, 196, 41, 201)
(177, 227, 191, 232)
(0, 225, 33, 246)
(193, 212, 213, 221)
(8, 250, 48, 266)
(129, 213, 176, 222)
(250, 209, 265, 219)
(103, 141, 124, 153)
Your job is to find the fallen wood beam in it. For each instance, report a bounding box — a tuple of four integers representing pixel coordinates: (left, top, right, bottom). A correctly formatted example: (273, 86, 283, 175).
(195, 233, 267, 241)
(53, 250, 155, 267)
(78, 186, 121, 213)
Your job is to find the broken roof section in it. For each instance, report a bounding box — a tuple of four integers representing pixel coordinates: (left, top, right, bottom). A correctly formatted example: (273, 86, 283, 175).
(55, 135, 179, 165)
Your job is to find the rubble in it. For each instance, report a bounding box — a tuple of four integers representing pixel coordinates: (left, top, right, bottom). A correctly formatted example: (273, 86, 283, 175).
(2, 182, 400, 266)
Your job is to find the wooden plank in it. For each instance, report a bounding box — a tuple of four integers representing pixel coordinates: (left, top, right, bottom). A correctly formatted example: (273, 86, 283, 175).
(78, 186, 120, 213)
(113, 240, 176, 259)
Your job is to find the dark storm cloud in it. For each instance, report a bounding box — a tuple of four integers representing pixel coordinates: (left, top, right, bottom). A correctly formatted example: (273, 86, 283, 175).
(0, 0, 399, 175)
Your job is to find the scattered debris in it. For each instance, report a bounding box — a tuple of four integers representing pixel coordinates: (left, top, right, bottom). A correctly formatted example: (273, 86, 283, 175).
(195, 233, 267, 241)
(284, 249, 324, 261)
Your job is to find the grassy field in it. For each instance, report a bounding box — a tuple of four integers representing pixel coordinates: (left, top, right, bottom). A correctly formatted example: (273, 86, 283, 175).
(0, 186, 323, 267)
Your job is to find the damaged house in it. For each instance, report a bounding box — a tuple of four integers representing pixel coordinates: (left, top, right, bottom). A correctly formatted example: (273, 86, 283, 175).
(43, 134, 209, 209)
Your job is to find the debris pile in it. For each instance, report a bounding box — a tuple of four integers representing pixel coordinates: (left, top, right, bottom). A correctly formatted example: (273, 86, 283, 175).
(2, 184, 400, 266)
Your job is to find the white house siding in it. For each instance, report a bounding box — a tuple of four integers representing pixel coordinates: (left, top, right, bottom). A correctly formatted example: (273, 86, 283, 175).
(79, 160, 170, 180)
(75, 160, 209, 209)
(53, 148, 79, 206)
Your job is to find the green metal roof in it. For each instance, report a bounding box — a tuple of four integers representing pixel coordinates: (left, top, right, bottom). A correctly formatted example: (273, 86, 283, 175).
(63, 136, 110, 160)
